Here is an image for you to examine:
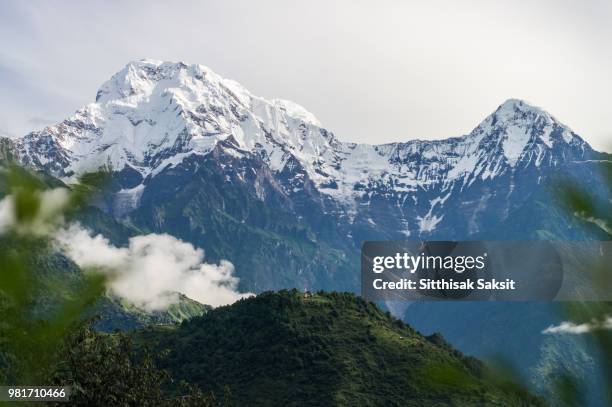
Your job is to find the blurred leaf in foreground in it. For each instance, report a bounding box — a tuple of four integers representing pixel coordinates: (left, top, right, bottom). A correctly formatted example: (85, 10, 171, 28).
(557, 159, 612, 405)
(0, 165, 108, 385)
(0, 165, 227, 405)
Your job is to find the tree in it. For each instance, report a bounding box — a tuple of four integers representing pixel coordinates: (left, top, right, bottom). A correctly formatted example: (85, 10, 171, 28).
(49, 323, 226, 406)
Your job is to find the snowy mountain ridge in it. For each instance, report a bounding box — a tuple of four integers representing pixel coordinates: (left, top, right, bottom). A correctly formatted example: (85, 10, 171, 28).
(14, 59, 591, 210)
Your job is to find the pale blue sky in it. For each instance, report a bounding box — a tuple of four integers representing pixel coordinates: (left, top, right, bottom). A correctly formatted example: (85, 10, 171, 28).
(1, 0, 611, 150)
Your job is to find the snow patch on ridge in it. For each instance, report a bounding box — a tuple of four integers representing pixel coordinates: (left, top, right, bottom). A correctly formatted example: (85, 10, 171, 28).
(502, 125, 531, 166)
(114, 184, 145, 216)
(272, 99, 321, 127)
(417, 214, 443, 233)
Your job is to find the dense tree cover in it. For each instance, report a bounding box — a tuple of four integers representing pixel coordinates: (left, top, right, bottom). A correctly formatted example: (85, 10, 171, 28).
(140, 290, 545, 406)
(48, 324, 229, 407)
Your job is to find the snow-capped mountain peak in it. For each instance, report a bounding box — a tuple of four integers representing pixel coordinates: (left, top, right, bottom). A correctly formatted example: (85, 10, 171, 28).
(472, 98, 579, 166)
(16, 59, 328, 178)
(13, 60, 591, 216)
(95, 59, 322, 127)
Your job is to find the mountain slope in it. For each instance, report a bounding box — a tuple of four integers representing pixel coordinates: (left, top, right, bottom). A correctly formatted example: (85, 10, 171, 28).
(93, 294, 209, 332)
(139, 290, 544, 406)
(403, 301, 606, 407)
(9, 59, 601, 291)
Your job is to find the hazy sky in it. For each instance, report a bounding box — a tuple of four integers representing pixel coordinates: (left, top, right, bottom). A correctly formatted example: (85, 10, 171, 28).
(1, 0, 611, 150)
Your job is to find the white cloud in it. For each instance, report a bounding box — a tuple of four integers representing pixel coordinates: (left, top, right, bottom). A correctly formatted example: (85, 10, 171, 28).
(543, 316, 612, 334)
(0, 187, 251, 311)
(55, 223, 252, 311)
(0, 195, 14, 233)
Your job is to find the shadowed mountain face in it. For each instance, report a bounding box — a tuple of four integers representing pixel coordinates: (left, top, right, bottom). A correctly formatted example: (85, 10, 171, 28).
(4, 59, 609, 405)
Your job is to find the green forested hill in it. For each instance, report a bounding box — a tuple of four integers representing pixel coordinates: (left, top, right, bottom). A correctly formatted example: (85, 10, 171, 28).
(140, 290, 544, 406)
(94, 294, 209, 332)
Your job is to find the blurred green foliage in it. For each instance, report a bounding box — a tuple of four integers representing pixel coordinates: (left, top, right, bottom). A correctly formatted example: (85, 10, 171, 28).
(0, 165, 108, 385)
(0, 165, 226, 406)
(557, 160, 612, 406)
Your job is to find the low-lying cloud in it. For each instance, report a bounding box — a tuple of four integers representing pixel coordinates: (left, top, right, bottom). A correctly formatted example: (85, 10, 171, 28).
(0, 188, 251, 312)
(543, 316, 612, 334)
(55, 224, 252, 311)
